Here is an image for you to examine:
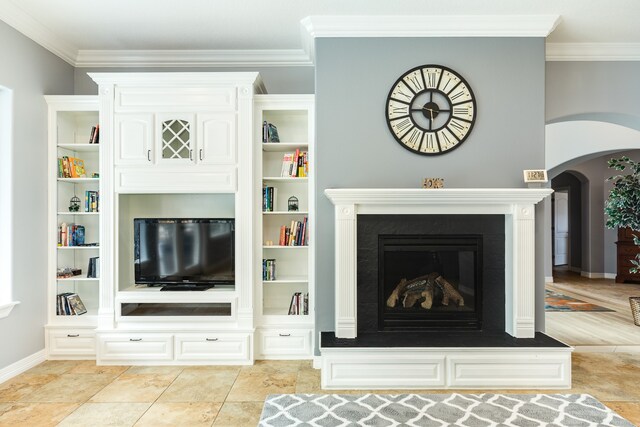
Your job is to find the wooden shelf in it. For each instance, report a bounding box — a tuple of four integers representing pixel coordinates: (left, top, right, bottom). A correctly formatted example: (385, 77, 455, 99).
(57, 246, 99, 250)
(263, 177, 307, 182)
(57, 276, 99, 282)
(263, 308, 311, 317)
(57, 178, 99, 183)
(57, 143, 99, 152)
(262, 142, 308, 152)
(263, 277, 308, 284)
(262, 245, 308, 249)
(262, 211, 308, 215)
(57, 212, 99, 216)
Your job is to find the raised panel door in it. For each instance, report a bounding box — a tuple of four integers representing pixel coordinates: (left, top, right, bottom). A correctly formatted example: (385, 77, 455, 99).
(114, 113, 154, 165)
(197, 113, 236, 165)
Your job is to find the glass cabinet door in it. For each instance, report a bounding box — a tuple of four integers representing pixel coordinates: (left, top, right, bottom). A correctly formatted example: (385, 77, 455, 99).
(161, 118, 192, 161)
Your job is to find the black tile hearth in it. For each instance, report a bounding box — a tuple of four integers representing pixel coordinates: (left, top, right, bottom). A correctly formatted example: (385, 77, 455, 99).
(320, 331, 569, 348)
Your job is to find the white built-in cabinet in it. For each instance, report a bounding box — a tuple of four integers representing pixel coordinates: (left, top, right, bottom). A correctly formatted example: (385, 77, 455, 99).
(253, 95, 315, 359)
(114, 113, 236, 166)
(45, 74, 315, 364)
(45, 96, 101, 359)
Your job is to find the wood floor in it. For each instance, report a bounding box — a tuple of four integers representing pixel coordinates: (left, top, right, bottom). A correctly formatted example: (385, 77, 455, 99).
(546, 269, 640, 349)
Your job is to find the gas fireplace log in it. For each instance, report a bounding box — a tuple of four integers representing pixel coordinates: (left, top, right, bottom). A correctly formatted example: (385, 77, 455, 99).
(435, 276, 465, 306)
(420, 283, 435, 309)
(387, 273, 440, 309)
(386, 278, 408, 307)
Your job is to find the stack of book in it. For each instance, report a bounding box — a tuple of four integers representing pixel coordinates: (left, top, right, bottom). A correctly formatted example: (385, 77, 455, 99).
(278, 217, 308, 246)
(262, 121, 280, 142)
(262, 186, 276, 212)
(89, 124, 100, 144)
(58, 223, 85, 246)
(57, 293, 87, 315)
(58, 156, 86, 178)
(85, 190, 99, 212)
(87, 257, 100, 278)
(288, 292, 309, 315)
(280, 149, 308, 178)
(262, 259, 276, 281)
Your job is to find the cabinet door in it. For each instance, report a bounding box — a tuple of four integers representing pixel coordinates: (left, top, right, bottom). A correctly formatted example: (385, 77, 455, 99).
(157, 113, 195, 165)
(197, 113, 236, 165)
(114, 114, 154, 165)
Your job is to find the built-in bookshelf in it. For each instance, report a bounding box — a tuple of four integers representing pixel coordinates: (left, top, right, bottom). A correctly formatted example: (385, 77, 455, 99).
(46, 96, 101, 327)
(255, 95, 314, 336)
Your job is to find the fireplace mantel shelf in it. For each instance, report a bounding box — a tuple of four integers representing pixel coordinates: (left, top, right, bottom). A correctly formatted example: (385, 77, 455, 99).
(324, 188, 553, 206)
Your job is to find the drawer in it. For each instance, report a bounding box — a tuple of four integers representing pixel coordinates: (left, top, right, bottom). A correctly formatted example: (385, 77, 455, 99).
(175, 333, 250, 362)
(98, 334, 173, 361)
(48, 330, 96, 356)
(115, 167, 236, 193)
(115, 87, 237, 112)
(617, 245, 640, 256)
(257, 329, 312, 358)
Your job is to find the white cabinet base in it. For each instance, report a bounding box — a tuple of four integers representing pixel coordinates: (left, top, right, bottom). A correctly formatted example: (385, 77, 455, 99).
(320, 347, 572, 390)
(46, 328, 96, 359)
(256, 328, 312, 359)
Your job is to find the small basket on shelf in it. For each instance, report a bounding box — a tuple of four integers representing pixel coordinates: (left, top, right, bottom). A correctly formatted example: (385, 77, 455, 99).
(629, 297, 640, 326)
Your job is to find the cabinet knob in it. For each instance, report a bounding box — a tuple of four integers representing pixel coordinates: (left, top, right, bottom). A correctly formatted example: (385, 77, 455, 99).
(199, 149, 203, 161)
(278, 334, 291, 337)
(205, 338, 218, 341)
(129, 338, 142, 342)
(147, 150, 151, 162)
(67, 334, 80, 338)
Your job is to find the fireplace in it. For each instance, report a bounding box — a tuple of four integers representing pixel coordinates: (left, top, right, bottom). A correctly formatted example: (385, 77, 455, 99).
(379, 234, 482, 330)
(357, 214, 504, 334)
(321, 188, 572, 391)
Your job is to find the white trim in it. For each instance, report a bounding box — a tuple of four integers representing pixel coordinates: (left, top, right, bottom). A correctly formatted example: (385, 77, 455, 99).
(579, 271, 615, 279)
(546, 43, 640, 61)
(605, 273, 616, 280)
(301, 15, 561, 39)
(312, 356, 322, 369)
(0, 301, 20, 319)
(0, 1, 77, 65)
(545, 276, 554, 283)
(0, 349, 46, 384)
(320, 346, 572, 389)
(75, 49, 313, 68)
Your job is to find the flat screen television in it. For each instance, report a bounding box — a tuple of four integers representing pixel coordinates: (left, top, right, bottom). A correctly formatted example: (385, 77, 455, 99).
(134, 218, 235, 291)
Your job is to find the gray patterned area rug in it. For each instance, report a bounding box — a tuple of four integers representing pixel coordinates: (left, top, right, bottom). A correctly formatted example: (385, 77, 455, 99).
(259, 393, 633, 426)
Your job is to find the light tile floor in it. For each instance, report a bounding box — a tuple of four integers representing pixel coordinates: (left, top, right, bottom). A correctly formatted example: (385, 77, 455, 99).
(0, 355, 639, 426)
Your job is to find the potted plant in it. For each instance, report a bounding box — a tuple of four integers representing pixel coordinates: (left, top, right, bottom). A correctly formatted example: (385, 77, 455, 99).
(605, 156, 640, 273)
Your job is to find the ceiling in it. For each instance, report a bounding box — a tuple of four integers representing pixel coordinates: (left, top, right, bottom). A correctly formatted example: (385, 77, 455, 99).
(1, 0, 639, 66)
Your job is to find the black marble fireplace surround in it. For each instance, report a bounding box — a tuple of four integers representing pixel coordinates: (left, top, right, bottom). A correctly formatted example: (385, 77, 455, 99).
(357, 214, 506, 335)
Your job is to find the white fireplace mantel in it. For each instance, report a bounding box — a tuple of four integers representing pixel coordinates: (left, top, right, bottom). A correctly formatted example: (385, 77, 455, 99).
(324, 187, 553, 339)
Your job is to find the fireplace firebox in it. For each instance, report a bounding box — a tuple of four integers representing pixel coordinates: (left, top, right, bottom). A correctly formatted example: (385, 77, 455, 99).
(380, 235, 482, 330)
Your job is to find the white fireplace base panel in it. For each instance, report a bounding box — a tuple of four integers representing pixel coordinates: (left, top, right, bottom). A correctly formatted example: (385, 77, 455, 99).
(320, 347, 572, 389)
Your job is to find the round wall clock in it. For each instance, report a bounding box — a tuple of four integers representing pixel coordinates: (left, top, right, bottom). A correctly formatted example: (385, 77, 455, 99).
(385, 64, 477, 155)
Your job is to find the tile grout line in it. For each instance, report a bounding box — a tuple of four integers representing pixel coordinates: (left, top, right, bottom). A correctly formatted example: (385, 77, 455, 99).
(130, 366, 186, 427)
(210, 365, 244, 426)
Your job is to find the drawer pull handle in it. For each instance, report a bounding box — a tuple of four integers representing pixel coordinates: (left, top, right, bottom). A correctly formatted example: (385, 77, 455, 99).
(279, 334, 291, 337)
(67, 334, 80, 338)
(199, 149, 203, 161)
(189, 149, 193, 161)
(147, 150, 151, 162)
(206, 338, 218, 341)
(130, 338, 142, 342)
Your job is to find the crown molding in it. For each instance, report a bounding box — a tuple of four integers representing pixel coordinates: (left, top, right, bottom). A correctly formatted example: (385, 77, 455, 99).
(0, 0, 77, 65)
(546, 43, 640, 61)
(301, 15, 561, 63)
(75, 49, 313, 68)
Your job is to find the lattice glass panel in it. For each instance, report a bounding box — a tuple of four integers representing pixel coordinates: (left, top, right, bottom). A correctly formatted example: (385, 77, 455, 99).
(162, 119, 191, 160)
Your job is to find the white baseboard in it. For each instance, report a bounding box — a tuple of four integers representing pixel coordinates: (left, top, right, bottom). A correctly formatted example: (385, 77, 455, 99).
(312, 356, 321, 369)
(0, 349, 46, 384)
(580, 271, 616, 279)
(545, 276, 554, 283)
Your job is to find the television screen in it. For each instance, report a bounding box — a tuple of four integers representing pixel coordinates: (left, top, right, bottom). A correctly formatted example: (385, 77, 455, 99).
(134, 218, 235, 287)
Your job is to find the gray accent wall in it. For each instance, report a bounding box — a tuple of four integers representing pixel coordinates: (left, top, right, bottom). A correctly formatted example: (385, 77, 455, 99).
(0, 21, 74, 369)
(314, 37, 547, 343)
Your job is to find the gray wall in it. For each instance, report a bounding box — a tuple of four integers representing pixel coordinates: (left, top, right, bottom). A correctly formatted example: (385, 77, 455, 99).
(314, 37, 547, 342)
(74, 66, 314, 95)
(546, 62, 640, 121)
(550, 150, 640, 276)
(0, 21, 74, 369)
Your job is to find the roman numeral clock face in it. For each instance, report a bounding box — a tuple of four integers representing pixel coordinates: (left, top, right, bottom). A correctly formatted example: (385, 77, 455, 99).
(386, 65, 477, 155)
